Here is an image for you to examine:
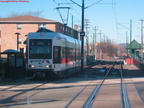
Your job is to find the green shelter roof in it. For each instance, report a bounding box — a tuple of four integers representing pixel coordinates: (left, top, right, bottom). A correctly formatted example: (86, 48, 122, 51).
(126, 39, 142, 49)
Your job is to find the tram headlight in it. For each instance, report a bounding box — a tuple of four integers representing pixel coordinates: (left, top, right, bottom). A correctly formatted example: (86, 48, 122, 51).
(46, 65, 49, 68)
(29, 65, 35, 68)
(45, 65, 52, 68)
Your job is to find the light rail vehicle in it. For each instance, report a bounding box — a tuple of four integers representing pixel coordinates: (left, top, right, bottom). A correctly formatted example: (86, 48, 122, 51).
(26, 28, 86, 79)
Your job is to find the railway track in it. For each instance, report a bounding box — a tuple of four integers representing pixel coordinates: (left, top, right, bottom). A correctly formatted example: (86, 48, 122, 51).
(66, 60, 131, 108)
(0, 80, 51, 107)
(1, 59, 142, 107)
(0, 80, 30, 91)
(0, 61, 100, 107)
(120, 62, 131, 108)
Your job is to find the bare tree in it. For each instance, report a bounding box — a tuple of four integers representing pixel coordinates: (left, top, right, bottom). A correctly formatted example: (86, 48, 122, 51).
(7, 10, 44, 18)
(97, 40, 124, 58)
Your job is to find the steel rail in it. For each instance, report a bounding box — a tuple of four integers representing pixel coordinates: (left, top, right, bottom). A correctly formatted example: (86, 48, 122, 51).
(0, 80, 29, 91)
(119, 61, 131, 108)
(65, 79, 96, 108)
(65, 60, 105, 108)
(82, 61, 116, 108)
(0, 81, 51, 105)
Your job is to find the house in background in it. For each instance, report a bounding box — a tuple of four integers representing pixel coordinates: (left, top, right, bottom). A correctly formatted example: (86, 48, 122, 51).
(0, 15, 79, 53)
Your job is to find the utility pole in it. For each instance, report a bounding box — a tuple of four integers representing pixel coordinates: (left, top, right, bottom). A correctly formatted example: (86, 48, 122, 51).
(93, 26, 97, 59)
(98, 30, 102, 59)
(85, 19, 90, 57)
(85, 19, 90, 32)
(93, 33, 95, 54)
(93, 26, 97, 43)
(99, 31, 102, 43)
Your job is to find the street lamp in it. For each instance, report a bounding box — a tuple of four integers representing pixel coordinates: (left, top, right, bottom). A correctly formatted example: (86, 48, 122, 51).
(15, 32, 20, 51)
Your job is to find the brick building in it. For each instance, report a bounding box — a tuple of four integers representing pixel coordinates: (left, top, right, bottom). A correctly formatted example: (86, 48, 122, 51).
(0, 15, 79, 52)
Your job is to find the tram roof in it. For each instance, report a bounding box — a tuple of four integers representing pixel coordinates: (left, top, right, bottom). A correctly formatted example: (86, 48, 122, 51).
(36, 27, 54, 32)
(24, 28, 81, 44)
(28, 29, 78, 40)
(28, 32, 76, 40)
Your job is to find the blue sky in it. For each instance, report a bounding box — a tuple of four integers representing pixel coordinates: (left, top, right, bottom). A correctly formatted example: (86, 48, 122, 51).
(0, 0, 144, 44)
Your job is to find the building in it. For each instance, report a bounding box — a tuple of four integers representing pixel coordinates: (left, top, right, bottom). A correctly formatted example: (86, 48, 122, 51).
(0, 15, 79, 53)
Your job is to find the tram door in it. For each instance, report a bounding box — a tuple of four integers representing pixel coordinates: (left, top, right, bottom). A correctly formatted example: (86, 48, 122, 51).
(53, 46, 61, 64)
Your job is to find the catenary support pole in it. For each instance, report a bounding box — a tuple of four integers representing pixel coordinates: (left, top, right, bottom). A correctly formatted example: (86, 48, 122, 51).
(81, 0, 85, 74)
(130, 19, 132, 64)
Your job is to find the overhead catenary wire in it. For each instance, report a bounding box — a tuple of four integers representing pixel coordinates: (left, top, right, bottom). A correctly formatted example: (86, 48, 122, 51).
(65, 0, 81, 22)
(85, 0, 103, 9)
(111, 0, 131, 43)
(53, 0, 116, 42)
(111, 0, 119, 42)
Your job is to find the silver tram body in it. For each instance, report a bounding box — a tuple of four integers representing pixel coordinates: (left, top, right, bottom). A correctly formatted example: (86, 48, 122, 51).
(26, 30, 86, 78)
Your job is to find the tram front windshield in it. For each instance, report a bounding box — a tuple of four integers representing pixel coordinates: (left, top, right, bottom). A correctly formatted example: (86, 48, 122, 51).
(29, 39, 52, 59)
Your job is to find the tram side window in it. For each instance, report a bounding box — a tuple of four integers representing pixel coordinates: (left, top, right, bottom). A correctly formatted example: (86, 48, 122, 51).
(53, 46, 61, 63)
(61, 46, 66, 63)
(76, 48, 78, 60)
(78, 47, 81, 60)
(61, 46, 66, 58)
(69, 48, 74, 61)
